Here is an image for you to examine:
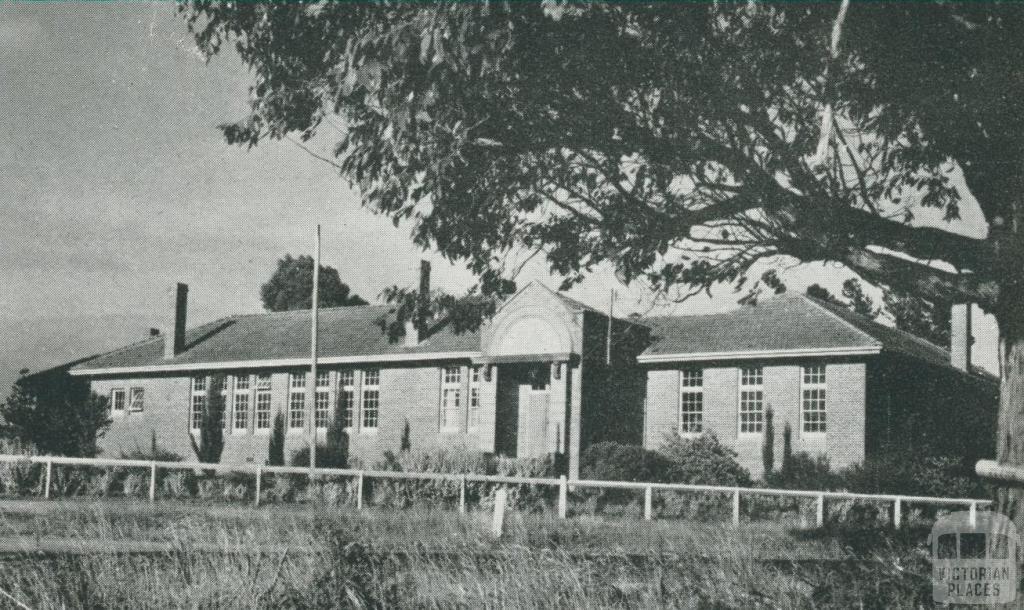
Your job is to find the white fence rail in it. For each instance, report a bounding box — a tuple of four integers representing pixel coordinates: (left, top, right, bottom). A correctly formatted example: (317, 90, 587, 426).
(0, 454, 991, 528)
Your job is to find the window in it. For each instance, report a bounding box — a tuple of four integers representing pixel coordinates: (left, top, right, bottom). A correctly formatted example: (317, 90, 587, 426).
(190, 376, 206, 431)
(441, 366, 462, 431)
(339, 370, 356, 429)
(289, 373, 306, 431)
(255, 374, 272, 432)
(801, 364, 827, 434)
(362, 369, 380, 430)
(315, 371, 331, 430)
(110, 388, 126, 413)
(128, 387, 144, 413)
(679, 369, 703, 434)
(468, 366, 481, 430)
(233, 374, 250, 433)
(739, 366, 764, 434)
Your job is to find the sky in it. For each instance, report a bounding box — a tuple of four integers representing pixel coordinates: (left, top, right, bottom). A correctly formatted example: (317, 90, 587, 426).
(0, 2, 1000, 395)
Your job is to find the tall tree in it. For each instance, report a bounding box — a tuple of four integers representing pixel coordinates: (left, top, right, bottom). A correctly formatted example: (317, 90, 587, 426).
(181, 3, 1024, 521)
(883, 289, 951, 348)
(1, 368, 110, 457)
(190, 374, 225, 464)
(261, 254, 367, 312)
(841, 279, 879, 320)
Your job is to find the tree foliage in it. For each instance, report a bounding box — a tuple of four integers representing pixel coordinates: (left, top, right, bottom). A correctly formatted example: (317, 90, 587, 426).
(261, 254, 367, 312)
(1, 368, 111, 457)
(806, 280, 949, 347)
(181, 2, 1018, 312)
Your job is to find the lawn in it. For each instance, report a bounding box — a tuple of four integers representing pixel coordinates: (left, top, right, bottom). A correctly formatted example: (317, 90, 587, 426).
(0, 499, 936, 608)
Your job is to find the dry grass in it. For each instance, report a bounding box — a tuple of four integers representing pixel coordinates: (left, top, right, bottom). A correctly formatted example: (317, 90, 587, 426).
(0, 499, 932, 608)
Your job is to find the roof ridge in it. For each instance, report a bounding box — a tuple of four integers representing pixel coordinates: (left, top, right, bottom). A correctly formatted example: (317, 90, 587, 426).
(799, 294, 883, 348)
(228, 304, 388, 320)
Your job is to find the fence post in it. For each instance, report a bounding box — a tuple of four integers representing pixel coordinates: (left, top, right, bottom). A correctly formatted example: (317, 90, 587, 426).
(254, 465, 262, 508)
(558, 475, 568, 519)
(732, 488, 740, 526)
(969, 501, 977, 527)
(43, 457, 52, 500)
(816, 494, 825, 527)
(356, 471, 364, 510)
(459, 475, 467, 514)
(149, 462, 157, 502)
(644, 485, 653, 521)
(892, 497, 902, 529)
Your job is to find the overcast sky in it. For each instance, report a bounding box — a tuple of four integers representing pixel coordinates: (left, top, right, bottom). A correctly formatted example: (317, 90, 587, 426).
(0, 2, 999, 394)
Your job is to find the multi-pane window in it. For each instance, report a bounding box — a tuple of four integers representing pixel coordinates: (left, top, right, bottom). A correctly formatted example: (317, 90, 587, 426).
(362, 369, 380, 430)
(801, 364, 827, 434)
(468, 366, 481, 430)
(315, 371, 331, 430)
(110, 388, 126, 413)
(739, 366, 764, 434)
(128, 387, 144, 412)
(339, 370, 356, 429)
(190, 376, 206, 431)
(441, 366, 462, 431)
(233, 374, 250, 432)
(679, 369, 703, 434)
(289, 372, 306, 431)
(255, 374, 272, 432)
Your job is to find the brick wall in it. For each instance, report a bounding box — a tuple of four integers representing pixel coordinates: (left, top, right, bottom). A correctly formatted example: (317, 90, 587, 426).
(88, 361, 490, 467)
(643, 360, 866, 479)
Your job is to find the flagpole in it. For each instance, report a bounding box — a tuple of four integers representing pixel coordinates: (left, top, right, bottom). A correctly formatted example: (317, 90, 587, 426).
(309, 224, 320, 470)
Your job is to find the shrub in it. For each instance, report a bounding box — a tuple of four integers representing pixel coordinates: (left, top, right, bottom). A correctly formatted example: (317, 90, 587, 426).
(765, 452, 840, 491)
(371, 447, 490, 509)
(160, 471, 196, 499)
(0, 460, 41, 496)
(291, 444, 347, 469)
(840, 453, 987, 498)
(580, 442, 664, 483)
(656, 433, 751, 487)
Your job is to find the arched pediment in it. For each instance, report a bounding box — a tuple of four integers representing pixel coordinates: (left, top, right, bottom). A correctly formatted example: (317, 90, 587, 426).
(481, 283, 581, 359)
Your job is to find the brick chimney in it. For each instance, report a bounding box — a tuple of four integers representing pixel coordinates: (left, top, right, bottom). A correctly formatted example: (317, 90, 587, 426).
(417, 259, 431, 332)
(950, 302, 972, 372)
(164, 283, 188, 359)
(405, 260, 431, 347)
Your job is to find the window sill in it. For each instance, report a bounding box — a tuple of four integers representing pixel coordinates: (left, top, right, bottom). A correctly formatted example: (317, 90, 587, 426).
(359, 428, 378, 435)
(801, 431, 827, 439)
(253, 429, 270, 435)
(737, 432, 763, 439)
(677, 431, 702, 438)
(286, 428, 304, 435)
(231, 429, 249, 436)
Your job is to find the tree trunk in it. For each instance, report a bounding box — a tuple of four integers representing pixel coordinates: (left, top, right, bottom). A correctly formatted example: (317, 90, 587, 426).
(994, 217, 1024, 525)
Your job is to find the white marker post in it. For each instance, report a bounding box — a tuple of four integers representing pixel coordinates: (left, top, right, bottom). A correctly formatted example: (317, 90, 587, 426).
(492, 487, 508, 538)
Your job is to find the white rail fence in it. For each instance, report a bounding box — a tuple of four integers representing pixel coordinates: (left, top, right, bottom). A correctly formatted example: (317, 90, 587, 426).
(0, 454, 991, 528)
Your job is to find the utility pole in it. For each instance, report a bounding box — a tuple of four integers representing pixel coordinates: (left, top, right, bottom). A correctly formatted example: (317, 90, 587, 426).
(606, 289, 615, 365)
(308, 224, 321, 469)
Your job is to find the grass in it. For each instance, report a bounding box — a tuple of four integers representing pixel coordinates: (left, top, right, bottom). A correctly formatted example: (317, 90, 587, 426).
(0, 499, 936, 608)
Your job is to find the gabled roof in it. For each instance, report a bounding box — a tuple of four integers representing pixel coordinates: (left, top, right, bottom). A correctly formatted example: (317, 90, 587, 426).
(639, 293, 989, 379)
(70, 305, 480, 376)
